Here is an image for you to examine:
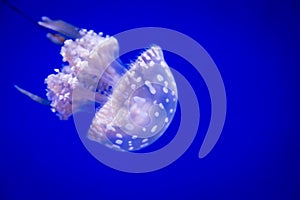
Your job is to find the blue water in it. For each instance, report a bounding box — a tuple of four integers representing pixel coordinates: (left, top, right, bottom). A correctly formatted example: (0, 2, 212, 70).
(0, 0, 299, 199)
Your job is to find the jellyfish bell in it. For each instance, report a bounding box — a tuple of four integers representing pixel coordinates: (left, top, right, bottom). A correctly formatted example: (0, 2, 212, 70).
(16, 17, 178, 152)
(86, 44, 178, 151)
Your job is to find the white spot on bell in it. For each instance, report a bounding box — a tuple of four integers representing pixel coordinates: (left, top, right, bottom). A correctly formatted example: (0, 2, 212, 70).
(140, 61, 147, 68)
(145, 80, 156, 94)
(159, 103, 164, 109)
(140, 143, 149, 148)
(165, 69, 172, 77)
(132, 135, 138, 139)
(115, 139, 123, 145)
(142, 138, 148, 143)
(157, 74, 164, 82)
(112, 144, 121, 149)
(163, 87, 168, 94)
(106, 124, 116, 131)
(131, 84, 136, 90)
(133, 96, 146, 104)
(160, 61, 167, 68)
(129, 70, 135, 77)
(125, 123, 134, 130)
(136, 77, 142, 82)
(151, 125, 158, 133)
(149, 61, 155, 67)
(144, 54, 151, 61)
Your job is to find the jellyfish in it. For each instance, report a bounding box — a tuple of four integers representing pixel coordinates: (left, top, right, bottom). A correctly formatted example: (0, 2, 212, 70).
(15, 16, 178, 152)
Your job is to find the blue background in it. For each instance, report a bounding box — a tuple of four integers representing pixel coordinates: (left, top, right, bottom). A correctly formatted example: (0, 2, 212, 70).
(0, 0, 299, 199)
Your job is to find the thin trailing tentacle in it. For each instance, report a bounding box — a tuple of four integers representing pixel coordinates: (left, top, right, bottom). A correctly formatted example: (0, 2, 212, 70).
(2, 0, 38, 27)
(3, 0, 82, 44)
(38, 16, 82, 44)
(14, 85, 50, 105)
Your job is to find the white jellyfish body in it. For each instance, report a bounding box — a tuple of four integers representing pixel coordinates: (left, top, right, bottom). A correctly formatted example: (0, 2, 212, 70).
(5, 0, 177, 151)
(26, 22, 178, 151)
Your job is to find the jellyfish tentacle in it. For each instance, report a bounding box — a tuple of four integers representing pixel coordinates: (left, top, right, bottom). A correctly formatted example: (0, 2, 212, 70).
(45, 33, 67, 45)
(2, 0, 38, 27)
(4, 0, 82, 45)
(14, 85, 50, 105)
(38, 16, 82, 43)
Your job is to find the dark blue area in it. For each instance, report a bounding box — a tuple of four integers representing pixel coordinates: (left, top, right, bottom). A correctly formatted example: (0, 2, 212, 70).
(0, 0, 299, 199)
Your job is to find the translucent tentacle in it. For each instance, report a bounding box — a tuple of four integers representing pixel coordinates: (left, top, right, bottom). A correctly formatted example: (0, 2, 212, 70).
(45, 33, 67, 45)
(38, 16, 82, 41)
(14, 85, 50, 105)
(3, 1, 82, 44)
